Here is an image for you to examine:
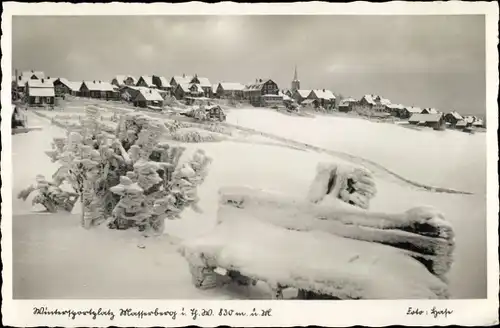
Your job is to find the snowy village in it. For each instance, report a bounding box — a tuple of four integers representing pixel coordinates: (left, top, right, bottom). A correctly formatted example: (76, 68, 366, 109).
(8, 14, 487, 305)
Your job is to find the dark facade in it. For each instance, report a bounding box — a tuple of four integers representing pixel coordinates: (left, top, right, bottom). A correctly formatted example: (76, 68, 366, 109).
(243, 79, 279, 106)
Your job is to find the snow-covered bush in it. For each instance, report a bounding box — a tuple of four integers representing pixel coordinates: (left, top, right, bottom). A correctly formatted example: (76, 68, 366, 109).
(171, 128, 225, 143)
(19, 106, 212, 235)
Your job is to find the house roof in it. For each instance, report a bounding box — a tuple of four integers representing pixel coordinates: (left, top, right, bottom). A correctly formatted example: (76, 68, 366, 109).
(27, 79, 54, 88)
(387, 103, 404, 110)
(301, 99, 315, 105)
(422, 107, 439, 114)
(456, 120, 467, 127)
(379, 98, 391, 106)
(27, 79, 55, 97)
(409, 113, 443, 123)
(244, 79, 274, 91)
(154, 75, 169, 87)
(212, 84, 219, 93)
(362, 94, 377, 105)
(295, 89, 311, 98)
(219, 82, 245, 91)
(29, 88, 55, 97)
(172, 75, 193, 85)
(472, 119, 484, 126)
(463, 115, 477, 123)
(177, 84, 191, 92)
(113, 75, 127, 84)
(189, 83, 204, 93)
(135, 88, 164, 102)
(311, 89, 335, 100)
(84, 81, 116, 92)
(446, 111, 463, 120)
(194, 77, 211, 88)
(57, 78, 82, 92)
(139, 76, 155, 87)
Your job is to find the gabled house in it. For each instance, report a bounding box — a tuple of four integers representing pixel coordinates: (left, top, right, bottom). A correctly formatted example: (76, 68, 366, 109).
(216, 82, 245, 99)
(444, 111, 464, 126)
(189, 83, 205, 97)
(152, 75, 172, 93)
(398, 106, 422, 119)
(54, 78, 82, 97)
(307, 89, 336, 109)
(25, 79, 55, 107)
(190, 75, 212, 97)
(133, 88, 164, 108)
(21, 70, 45, 80)
(338, 97, 357, 112)
(421, 108, 439, 115)
(292, 89, 311, 104)
(136, 75, 156, 88)
(173, 83, 191, 100)
(170, 74, 193, 89)
(80, 80, 119, 100)
(408, 113, 445, 130)
(243, 79, 279, 107)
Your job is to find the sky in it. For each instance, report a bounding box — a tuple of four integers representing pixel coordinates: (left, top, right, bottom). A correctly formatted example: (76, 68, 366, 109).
(12, 15, 486, 115)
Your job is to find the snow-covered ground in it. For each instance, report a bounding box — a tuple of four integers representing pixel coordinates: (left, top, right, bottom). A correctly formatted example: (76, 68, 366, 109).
(12, 108, 486, 299)
(226, 109, 486, 194)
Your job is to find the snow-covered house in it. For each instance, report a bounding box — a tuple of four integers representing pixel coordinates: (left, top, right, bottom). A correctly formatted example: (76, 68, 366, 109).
(398, 106, 422, 119)
(243, 79, 280, 106)
(111, 75, 136, 87)
(25, 79, 55, 107)
(170, 75, 193, 89)
(307, 89, 336, 109)
(292, 89, 311, 104)
(421, 108, 439, 115)
(133, 88, 164, 108)
(136, 76, 156, 88)
(173, 83, 191, 100)
(54, 78, 82, 97)
(338, 98, 357, 112)
(216, 82, 245, 99)
(152, 75, 172, 93)
(190, 75, 212, 97)
(80, 80, 119, 100)
(444, 111, 464, 126)
(408, 113, 445, 130)
(189, 83, 205, 97)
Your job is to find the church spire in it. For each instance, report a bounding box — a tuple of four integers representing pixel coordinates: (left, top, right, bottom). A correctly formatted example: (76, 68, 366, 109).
(293, 65, 298, 81)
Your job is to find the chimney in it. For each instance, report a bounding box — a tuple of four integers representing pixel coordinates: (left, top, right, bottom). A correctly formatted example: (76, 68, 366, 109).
(93, 80, 96, 83)
(183, 73, 185, 78)
(323, 89, 325, 92)
(259, 79, 263, 83)
(31, 69, 34, 73)
(41, 78, 45, 83)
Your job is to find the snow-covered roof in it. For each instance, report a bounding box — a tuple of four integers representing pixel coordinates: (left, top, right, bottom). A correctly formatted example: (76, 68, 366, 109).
(463, 115, 477, 124)
(195, 77, 211, 88)
(311, 89, 335, 100)
(212, 84, 219, 93)
(379, 98, 391, 106)
(244, 79, 274, 91)
(472, 119, 484, 126)
(113, 75, 127, 84)
(405, 106, 422, 114)
(301, 99, 315, 105)
(387, 103, 404, 110)
(172, 75, 193, 85)
(84, 81, 116, 92)
(218, 82, 245, 91)
(295, 89, 311, 98)
(409, 113, 443, 123)
(456, 120, 467, 127)
(136, 88, 163, 102)
(177, 83, 191, 92)
(362, 94, 377, 105)
(422, 108, 439, 114)
(189, 83, 204, 93)
(27, 79, 54, 88)
(138, 76, 155, 87)
(446, 111, 463, 120)
(57, 78, 82, 92)
(157, 76, 169, 86)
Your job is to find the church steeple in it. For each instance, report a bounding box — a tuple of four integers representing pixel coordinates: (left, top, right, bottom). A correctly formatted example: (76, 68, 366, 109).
(291, 65, 300, 93)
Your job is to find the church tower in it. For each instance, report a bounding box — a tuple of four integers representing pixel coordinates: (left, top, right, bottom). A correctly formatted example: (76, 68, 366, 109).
(291, 65, 300, 93)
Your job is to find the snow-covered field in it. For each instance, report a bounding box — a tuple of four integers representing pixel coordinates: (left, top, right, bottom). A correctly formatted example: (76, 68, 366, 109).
(11, 105, 487, 299)
(226, 109, 486, 194)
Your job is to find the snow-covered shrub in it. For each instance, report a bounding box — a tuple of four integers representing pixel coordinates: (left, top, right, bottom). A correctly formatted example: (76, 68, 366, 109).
(19, 106, 212, 235)
(171, 128, 224, 143)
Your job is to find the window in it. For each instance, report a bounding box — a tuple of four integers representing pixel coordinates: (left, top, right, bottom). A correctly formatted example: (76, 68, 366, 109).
(46, 97, 52, 103)
(34, 96, 40, 104)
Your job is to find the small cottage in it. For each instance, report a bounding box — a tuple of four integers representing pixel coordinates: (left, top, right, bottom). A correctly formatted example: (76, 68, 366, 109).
(421, 108, 439, 115)
(190, 75, 212, 97)
(133, 88, 164, 108)
(173, 84, 191, 100)
(25, 79, 55, 107)
(408, 113, 445, 130)
(80, 81, 119, 100)
(205, 104, 226, 121)
(170, 75, 193, 89)
(399, 106, 422, 119)
(216, 82, 245, 99)
(243, 79, 280, 106)
(292, 89, 311, 104)
(338, 98, 357, 112)
(444, 111, 464, 126)
(152, 75, 172, 93)
(136, 76, 156, 88)
(54, 78, 82, 97)
(307, 89, 336, 109)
